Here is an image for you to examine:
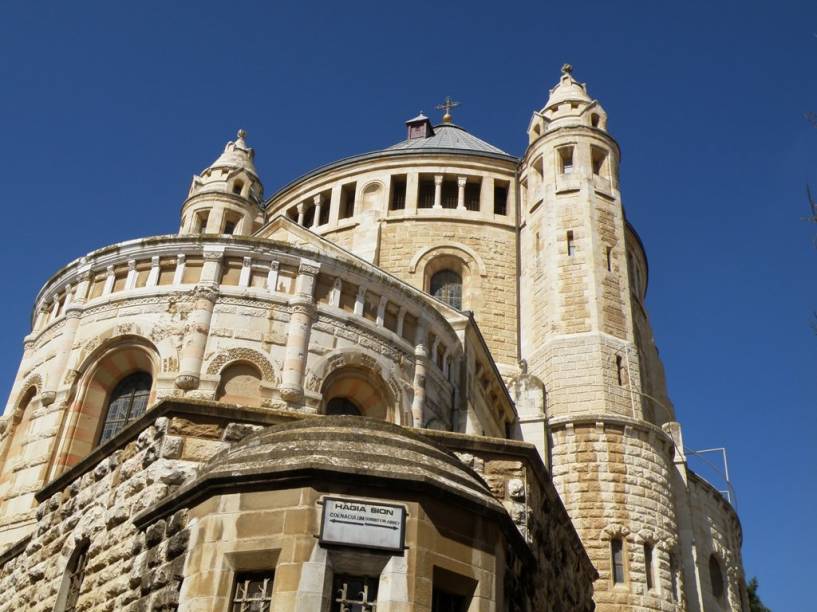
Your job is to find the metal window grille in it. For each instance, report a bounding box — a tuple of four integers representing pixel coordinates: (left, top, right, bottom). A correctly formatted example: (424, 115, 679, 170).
(418, 181, 435, 208)
(231, 572, 274, 612)
(64, 544, 89, 612)
(331, 574, 378, 612)
(99, 372, 152, 444)
(441, 181, 458, 209)
(430, 270, 462, 310)
(493, 185, 508, 215)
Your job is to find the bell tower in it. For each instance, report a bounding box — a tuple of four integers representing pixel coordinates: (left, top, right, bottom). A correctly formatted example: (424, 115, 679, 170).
(517, 66, 682, 610)
(179, 129, 265, 237)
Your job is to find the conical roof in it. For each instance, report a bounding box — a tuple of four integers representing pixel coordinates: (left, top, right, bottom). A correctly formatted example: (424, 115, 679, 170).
(545, 64, 591, 108)
(207, 129, 259, 177)
(386, 123, 509, 156)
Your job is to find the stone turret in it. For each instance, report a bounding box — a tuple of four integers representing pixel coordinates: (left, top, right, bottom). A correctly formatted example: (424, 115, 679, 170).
(518, 66, 682, 611)
(179, 130, 264, 236)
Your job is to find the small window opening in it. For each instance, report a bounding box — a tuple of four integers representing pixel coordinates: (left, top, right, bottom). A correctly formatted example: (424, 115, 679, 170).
(441, 179, 458, 209)
(464, 180, 481, 211)
(223, 220, 237, 235)
(611, 538, 625, 585)
(390, 175, 407, 210)
(319, 191, 331, 225)
(709, 554, 725, 600)
(232, 179, 245, 195)
(418, 175, 436, 209)
(532, 156, 544, 183)
(566, 230, 575, 256)
(326, 397, 362, 416)
(493, 181, 508, 215)
(669, 553, 679, 602)
(606, 246, 613, 271)
(592, 146, 608, 177)
(558, 146, 574, 174)
(591, 113, 600, 128)
(644, 544, 655, 591)
(331, 574, 378, 612)
(231, 572, 274, 611)
(196, 211, 209, 234)
(340, 183, 356, 219)
(535, 232, 540, 252)
(302, 204, 315, 227)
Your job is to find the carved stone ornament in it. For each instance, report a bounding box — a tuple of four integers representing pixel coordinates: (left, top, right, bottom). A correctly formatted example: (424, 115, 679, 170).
(40, 391, 57, 406)
(601, 523, 631, 540)
(174, 374, 199, 390)
(205, 347, 277, 383)
(298, 262, 320, 277)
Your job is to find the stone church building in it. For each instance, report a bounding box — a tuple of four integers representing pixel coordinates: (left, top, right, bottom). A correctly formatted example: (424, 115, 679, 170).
(0, 67, 746, 611)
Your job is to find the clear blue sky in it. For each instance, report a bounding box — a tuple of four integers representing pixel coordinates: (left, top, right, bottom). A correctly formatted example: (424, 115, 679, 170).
(1, 1, 814, 607)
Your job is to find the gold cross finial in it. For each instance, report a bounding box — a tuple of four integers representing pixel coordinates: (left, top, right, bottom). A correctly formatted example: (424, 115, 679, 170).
(435, 96, 460, 123)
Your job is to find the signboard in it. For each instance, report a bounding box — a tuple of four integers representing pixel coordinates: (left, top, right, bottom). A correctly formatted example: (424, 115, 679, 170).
(319, 497, 406, 552)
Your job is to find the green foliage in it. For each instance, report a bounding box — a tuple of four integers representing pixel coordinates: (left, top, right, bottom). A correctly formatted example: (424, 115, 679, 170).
(747, 577, 771, 612)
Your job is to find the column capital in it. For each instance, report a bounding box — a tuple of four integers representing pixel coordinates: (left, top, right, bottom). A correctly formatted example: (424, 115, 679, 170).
(457, 176, 467, 187)
(434, 175, 444, 185)
(313, 193, 323, 205)
(298, 261, 320, 277)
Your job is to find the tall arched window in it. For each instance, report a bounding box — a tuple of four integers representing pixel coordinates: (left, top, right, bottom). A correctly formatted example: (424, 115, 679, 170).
(709, 554, 725, 600)
(325, 397, 362, 416)
(55, 541, 89, 612)
(98, 372, 152, 444)
(430, 270, 462, 310)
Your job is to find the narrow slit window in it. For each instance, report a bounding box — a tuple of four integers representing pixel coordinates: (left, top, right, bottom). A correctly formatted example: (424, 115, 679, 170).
(606, 246, 613, 271)
(616, 355, 628, 386)
(611, 538, 625, 585)
(669, 553, 679, 602)
(390, 175, 406, 210)
(559, 146, 574, 175)
(644, 544, 654, 591)
(493, 181, 508, 215)
(340, 182, 356, 219)
(232, 179, 245, 195)
(566, 231, 575, 256)
(591, 113, 600, 127)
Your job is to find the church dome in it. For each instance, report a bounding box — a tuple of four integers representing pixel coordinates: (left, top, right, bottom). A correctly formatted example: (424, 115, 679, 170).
(386, 123, 510, 156)
(138, 417, 507, 523)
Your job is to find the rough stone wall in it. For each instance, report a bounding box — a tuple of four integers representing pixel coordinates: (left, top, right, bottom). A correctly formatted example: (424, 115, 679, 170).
(0, 418, 195, 611)
(550, 421, 679, 611)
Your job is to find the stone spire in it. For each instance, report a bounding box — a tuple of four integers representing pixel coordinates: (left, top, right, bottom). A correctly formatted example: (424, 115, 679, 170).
(179, 129, 265, 236)
(206, 129, 259, 178)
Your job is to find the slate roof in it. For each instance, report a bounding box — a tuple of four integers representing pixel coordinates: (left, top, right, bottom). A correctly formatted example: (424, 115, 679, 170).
(385, 123, 509, 156)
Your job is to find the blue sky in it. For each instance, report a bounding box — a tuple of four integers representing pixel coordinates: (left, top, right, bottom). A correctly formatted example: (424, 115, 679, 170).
(0, 1, 814, 607)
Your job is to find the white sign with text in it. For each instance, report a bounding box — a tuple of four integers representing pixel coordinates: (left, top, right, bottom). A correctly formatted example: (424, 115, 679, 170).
(319, 497, 406, 552)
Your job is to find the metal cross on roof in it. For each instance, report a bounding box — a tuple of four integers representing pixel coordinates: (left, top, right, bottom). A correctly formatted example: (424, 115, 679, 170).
(435, 96, 460, 123)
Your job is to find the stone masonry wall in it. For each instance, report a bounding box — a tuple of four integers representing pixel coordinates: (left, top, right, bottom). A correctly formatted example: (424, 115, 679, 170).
(550, 420, 679, 612)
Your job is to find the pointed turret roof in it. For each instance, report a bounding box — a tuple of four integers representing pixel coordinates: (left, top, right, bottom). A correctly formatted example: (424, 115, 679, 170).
(206, 129, 259, 178)
(545, 64, 591, 108)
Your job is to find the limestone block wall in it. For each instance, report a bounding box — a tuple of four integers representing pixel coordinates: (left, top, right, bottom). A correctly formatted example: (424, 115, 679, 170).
(550, 419, 679, 612)
(685, 473, 747, 612)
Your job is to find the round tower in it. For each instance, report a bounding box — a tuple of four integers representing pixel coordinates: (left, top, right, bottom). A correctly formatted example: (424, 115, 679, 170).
(518, 66, 682, 610)
(179, 129, 265, 236)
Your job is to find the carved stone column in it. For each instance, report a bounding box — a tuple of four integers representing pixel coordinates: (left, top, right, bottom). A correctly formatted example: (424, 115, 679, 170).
(411, 321, 428, 427)
(312, 194, 323, 229)
(433, 175, 443, 209)
(42, 270, 90, 405)
(280, 261, 319, 401)
(457, 176, 467, 210)
(296, 202, 305, 226)
(176, 250, 221, 390)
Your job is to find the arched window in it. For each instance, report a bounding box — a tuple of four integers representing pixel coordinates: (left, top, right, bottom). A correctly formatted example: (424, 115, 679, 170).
(430, 270, 462, 310)
(98, 372, 152, 444)
(55, 541, 89, 612)
(325, 397, 362, 416)
(709, 554, 725, 600)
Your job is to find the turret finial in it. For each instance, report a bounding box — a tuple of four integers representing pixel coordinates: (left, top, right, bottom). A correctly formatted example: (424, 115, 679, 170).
(237, 129, 247, 140)
(561, 63, 573, 75)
